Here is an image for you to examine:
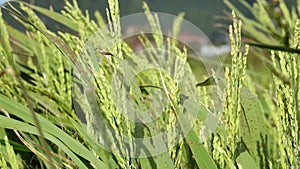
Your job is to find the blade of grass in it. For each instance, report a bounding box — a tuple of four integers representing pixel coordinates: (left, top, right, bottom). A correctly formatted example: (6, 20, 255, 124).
(69, 119, 120, 169)
(179, 96, 218, 169)
(155, 152, 175, 169)
(0, 115, 88, 168)
(0, 94, 108, 168)
(23, 2, 79, 31)
(185, 129, 218, 169)
(236, 150, 258, 169)
(240, 88, 268, 165)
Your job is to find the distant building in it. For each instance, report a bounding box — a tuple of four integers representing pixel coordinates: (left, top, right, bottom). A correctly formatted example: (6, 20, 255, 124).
(123, 25, 230, 58)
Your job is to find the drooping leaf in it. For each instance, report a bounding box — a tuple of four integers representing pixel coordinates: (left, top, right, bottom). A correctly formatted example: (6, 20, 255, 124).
(23, 3, 79, 31)
(0, 94, 108, 168)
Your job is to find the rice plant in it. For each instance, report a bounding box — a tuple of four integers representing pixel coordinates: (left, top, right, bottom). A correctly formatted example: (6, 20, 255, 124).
(0, 0, 299, 168)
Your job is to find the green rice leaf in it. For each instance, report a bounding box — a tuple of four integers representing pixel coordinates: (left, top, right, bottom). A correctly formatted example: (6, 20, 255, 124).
(0, 115, 87, 168)
(24, 3, 79, 31)
(185, 129, 218, 169)
(236, 150, 258, 169)
(240, 88, 268, 164)
(0, 94, 108, 168)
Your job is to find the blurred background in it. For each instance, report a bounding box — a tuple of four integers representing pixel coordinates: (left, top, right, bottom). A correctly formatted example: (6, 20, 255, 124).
(5, 0, 261, 45)
(3, 0, 296, 55)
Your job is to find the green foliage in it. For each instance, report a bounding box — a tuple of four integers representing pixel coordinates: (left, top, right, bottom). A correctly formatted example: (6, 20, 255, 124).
(269, 19, 300, 167)
(220, 0, 300, 168)
(0, 0, 299, 168)
(224, 0, 299, 46)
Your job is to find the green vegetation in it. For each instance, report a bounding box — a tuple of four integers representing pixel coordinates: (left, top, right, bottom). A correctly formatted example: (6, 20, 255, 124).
(0, 0, 299, 168)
